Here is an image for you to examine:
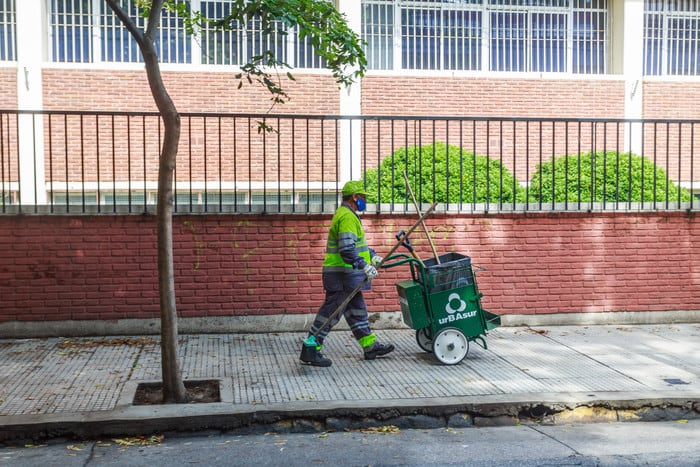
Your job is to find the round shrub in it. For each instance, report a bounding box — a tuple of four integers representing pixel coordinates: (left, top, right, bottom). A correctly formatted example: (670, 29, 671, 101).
(363, 142, 526, 205)
(528, 151, 692, 203)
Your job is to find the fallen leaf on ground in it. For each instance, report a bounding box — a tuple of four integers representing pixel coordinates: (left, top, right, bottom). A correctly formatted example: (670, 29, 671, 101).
(112, 435, 164, 446)
(351, 425, 401, 434)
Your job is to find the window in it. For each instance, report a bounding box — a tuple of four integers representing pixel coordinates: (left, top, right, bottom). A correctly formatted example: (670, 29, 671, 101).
(645, 0, 700, 76)
(0, 0, 16, 61)
(200, 1, 288, 66)
(363, 0, 394, 69)
(102, 1, 190, 64)
(101, 0, 143, 62)
(50, 0, 322, 68)
(50, 0, 92, 63)
(362, 0, 608, 74)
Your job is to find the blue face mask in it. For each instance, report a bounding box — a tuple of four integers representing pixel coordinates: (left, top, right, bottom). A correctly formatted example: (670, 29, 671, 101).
(355, 196, 367, 212)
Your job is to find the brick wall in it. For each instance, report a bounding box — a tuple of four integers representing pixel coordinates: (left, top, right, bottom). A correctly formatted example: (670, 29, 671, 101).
(1, 212, 698, 324)
(361, 76, 626, 118)
(0, 67, 16, 108)
(41, 69, 341, 114)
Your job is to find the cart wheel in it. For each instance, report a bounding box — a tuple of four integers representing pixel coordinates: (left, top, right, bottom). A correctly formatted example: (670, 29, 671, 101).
(416, 328, 433, 353)
(432, 328, 469, 365)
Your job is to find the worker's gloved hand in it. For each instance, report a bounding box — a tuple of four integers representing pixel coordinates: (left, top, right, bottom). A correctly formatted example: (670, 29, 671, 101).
(371, 255, 383, 266)
(362, 263, 379, 280)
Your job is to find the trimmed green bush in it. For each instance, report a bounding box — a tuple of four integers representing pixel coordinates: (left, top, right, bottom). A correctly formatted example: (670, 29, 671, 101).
(528, 151, 692, 203)
(363, 142, 526, 204)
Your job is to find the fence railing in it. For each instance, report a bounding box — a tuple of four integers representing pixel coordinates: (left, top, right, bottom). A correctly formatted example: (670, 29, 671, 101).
(1, 110, 698, 215)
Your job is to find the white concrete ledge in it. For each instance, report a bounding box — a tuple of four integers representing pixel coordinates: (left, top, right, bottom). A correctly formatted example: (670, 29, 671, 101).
(0, 310, 698, 338)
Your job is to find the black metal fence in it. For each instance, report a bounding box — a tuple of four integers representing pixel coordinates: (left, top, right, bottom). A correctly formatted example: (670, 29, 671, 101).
(1, 110, 698, 215)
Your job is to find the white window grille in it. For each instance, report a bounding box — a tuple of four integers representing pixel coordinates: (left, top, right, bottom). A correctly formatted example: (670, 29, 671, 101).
(49, 0, 325, 68)
(101, 0, 143, 62)
(294, 28, 326, 69)
(0, 0, 16, 61)
(201, 0, 243, 65)
(245, 15, 287, 66)
(50, 0, 191, 64)
(50, 0, 92, 63)
(363, 0, 394, 70)
(190, 1, 300, 67)
(644, 0, 700, 76)
(362, 0, 608, 74)
(573, 0, 607, 74)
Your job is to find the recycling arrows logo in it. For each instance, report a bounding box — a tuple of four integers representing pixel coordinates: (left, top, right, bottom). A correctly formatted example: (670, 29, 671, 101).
(445, 293, 467, 314)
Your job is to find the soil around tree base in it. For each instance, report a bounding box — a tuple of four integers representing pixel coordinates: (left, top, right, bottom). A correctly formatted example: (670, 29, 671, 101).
(133, 379, 221, 405)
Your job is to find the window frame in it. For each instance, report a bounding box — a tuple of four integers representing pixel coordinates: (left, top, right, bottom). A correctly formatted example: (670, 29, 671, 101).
(644, 0, 700, 76)
(362, 0, 608, 75)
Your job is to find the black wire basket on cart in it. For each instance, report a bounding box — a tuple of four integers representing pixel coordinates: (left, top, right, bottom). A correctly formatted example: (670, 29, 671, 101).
(381, 252, 501, 365)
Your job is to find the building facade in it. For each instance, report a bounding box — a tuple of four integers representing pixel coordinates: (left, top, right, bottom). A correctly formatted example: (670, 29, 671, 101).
(1, 0, 700, 208)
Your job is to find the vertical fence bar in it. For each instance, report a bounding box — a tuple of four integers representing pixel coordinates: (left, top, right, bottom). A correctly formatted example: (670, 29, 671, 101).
(141, 115, 147, 213)
(525, 120, 529, 210)
(204, 116, 208, 212)
(233, 116, 238, 212)
(691, 123, 695, 211)
(472, 119, 476, 212)
(665, 121, 670, 209)
(127, 115, 133, 213)
(458, 119, 463, 211)
(217, 116, 222, 212)
(511, 120, 516, 211)
(79, 114, 85, 212)
(47, 114, 54, 212)
(31, 115, 38, 214)
(551, 120, 556, 212)
(308, 118, 313, 211)
(111, 115, 117, 213)
(291, 117, 296, 213)
(486, 120, 490, 212)
(63, 113, 68, 213)
(96, 114, 101, 213)
(498, 120, 503, 211)
(677, 121, 682, 206)
(247, 116, 252, 213)
(601, 121, 606, 210)
(188, 115, 193, 212)
(320, 117, 325, 212)
(564, 121, 569, 211)
(576, 121, 581, 211)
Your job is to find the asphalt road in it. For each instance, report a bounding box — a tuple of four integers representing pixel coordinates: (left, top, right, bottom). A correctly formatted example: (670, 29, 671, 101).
(1, 419, 698, 466)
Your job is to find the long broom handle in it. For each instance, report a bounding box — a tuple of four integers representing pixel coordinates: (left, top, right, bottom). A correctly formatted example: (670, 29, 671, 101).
(403, 171, 440, 264)
(310, 202, 438, 338)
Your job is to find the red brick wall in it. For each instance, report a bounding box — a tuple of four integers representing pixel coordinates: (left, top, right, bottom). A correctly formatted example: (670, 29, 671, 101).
(361, 76, 626, 118)
(1, 212, 698, 323)
(41, 69, 341, 114)
(0, 67, 17, 108)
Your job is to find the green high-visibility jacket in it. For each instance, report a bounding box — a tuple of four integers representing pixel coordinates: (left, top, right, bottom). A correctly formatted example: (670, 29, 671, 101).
(322, 204, 373, 290)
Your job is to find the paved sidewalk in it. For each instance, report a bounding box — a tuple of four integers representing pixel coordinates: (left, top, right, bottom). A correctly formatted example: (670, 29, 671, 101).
(1, 324, 698, 442)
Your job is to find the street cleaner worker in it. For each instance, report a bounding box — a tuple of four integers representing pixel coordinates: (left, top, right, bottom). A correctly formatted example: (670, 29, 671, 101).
(300, 180, 395, 367)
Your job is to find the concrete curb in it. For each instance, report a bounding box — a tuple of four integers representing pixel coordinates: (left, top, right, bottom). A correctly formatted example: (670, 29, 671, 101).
(2, 393, 698, 443)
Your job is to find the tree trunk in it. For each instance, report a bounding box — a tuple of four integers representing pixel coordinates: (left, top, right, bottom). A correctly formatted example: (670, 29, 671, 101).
(140, 18, 187, 405)
(106, 0, 187, 404)
(156, 110, 187, 403)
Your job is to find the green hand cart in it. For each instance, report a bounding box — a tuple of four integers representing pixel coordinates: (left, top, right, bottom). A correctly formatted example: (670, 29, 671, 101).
(381, 252, 501, 365)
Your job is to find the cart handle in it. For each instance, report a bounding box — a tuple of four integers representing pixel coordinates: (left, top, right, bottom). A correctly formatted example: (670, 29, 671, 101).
(379, 253, 423, 270)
